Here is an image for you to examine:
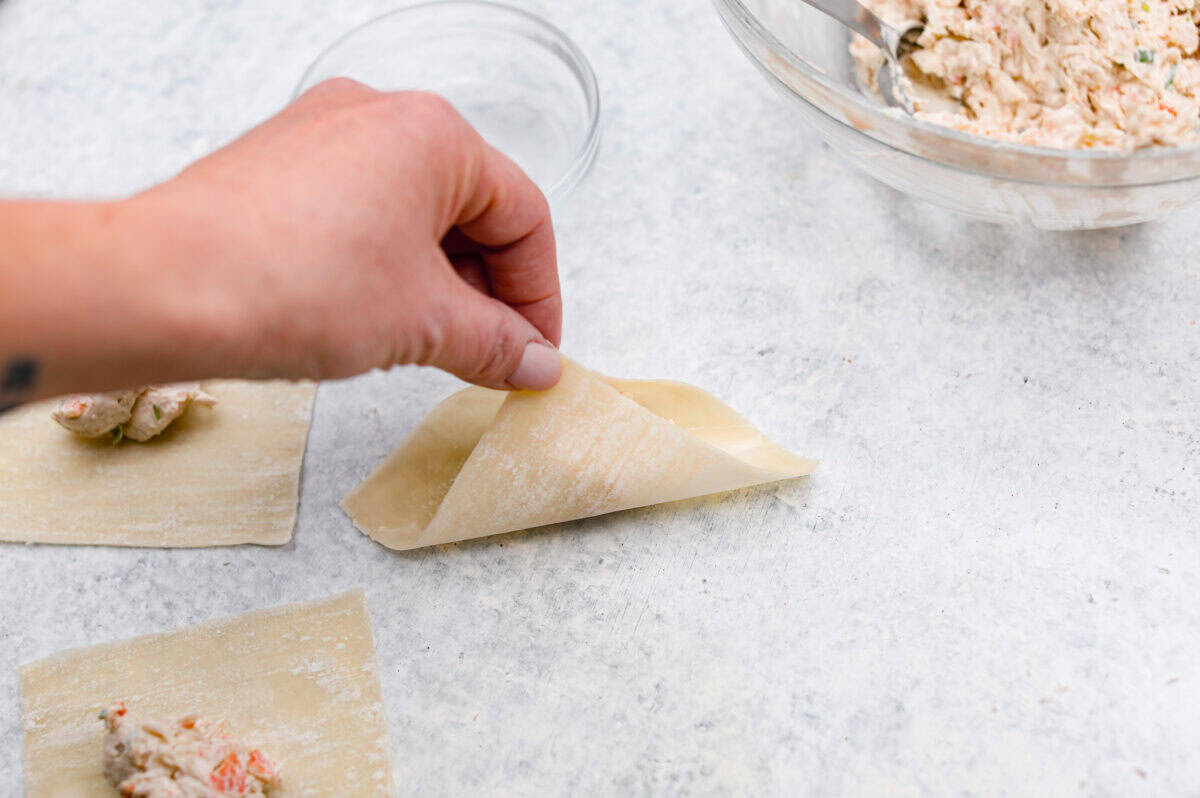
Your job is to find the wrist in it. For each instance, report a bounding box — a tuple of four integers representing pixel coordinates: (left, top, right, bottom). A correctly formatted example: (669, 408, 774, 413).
(0, 197, 229, 397)
(114, 188, 262, 383)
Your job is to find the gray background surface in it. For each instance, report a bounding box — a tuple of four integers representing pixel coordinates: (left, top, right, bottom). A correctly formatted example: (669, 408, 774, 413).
(1, 1, 1198, 795)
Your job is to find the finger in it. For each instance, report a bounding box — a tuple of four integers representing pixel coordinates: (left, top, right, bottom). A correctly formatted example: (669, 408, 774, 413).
(422, 112, 560, 346)
(420, 262, 562, 391)
(455, 147, 562, 346)
(443, 223, 559, 341)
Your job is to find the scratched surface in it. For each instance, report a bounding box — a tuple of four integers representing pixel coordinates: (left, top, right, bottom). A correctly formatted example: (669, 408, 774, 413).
(1, 0, 1199, 795)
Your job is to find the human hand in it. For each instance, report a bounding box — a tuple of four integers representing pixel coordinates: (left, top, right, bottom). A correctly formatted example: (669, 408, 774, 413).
(136, 78, 562, 391)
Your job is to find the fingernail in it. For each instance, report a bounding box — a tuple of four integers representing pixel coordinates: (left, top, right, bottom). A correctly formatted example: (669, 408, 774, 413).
(507, 342, 562, 391)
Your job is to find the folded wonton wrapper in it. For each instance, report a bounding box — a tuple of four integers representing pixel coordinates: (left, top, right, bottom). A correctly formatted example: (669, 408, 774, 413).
(343, 359, 817, 550)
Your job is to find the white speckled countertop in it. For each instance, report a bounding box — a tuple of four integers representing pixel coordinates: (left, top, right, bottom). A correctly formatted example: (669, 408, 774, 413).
(2, 0, 1199, 794)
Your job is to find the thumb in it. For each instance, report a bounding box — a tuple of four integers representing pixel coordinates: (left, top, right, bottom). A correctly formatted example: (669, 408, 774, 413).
(421, 273, 563, 391)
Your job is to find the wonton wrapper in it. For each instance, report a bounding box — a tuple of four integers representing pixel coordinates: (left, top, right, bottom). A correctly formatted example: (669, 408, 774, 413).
(19, 591, 396, 797)
(344, 359, 816, 550)
(0, 380, 315, 547)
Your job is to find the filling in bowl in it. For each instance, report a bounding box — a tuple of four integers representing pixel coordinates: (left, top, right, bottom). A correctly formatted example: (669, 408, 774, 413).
(850, 0, 1200, 149)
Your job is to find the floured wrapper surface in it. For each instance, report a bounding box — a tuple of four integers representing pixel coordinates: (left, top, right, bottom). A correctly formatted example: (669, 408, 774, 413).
(19, 591, 395, 797)
(343, 358, 817, 550)
(0, 380, 315, 547)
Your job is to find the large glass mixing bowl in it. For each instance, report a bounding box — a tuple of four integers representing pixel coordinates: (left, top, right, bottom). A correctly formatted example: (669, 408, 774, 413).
(714, 0, 1200, 229)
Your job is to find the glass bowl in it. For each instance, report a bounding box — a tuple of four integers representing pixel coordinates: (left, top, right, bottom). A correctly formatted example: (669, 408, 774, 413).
(714, 0, 1200, 229)
(296, 1, 600, 206)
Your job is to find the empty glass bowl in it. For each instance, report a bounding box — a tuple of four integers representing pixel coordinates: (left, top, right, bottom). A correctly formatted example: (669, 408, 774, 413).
(296, 1, 601, 206)
(714, 0, 1200, 229)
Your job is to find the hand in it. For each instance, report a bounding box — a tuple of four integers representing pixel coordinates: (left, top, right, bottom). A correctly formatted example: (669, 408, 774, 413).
(135, 78, 562, 391)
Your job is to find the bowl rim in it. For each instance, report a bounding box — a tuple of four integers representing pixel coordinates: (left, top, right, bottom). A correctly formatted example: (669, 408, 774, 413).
(715, 0, 1200, 169)
(295, 0, 602, 203)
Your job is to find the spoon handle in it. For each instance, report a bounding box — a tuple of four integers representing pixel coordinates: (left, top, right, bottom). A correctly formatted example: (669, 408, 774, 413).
(792, 0, 900, 54)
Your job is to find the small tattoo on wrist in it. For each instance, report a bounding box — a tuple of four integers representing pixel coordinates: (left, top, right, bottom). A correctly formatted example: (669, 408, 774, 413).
(0, 357, 41, 413)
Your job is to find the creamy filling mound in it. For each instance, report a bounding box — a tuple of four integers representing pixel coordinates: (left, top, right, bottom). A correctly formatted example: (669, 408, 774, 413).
(851, 0, 1200, 148)
(100, 703, 280, 797)
(52, 383, 216, 442)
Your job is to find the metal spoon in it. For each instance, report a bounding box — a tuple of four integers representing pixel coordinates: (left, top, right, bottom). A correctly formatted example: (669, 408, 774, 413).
(796, 0, 922, 112)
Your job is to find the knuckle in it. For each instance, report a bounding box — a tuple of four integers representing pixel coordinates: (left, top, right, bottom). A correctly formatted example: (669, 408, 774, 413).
(370, 92, 479, 186)
(384, 92, 470, 146)
(300, 76, 369, 103)
(393, 90, 460, 123)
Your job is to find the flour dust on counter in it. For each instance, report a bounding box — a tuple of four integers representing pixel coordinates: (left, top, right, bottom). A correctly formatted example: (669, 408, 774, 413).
(19, 591, 396, 798)
(344, 357, 817, 550)
(0, 380, 315, 546)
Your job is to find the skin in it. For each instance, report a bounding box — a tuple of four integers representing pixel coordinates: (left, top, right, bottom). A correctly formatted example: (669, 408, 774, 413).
(0, 78, 563, 409)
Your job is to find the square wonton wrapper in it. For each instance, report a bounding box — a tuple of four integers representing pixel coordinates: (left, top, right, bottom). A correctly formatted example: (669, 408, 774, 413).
(19, 590, 396, 797)
(0, 380, 315, 546)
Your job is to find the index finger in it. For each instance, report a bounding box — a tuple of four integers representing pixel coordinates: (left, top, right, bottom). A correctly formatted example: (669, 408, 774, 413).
(446, 138, 562, 346)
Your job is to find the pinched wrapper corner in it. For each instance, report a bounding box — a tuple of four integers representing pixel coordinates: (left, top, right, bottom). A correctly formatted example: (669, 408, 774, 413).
(343, 358, 817, 550)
